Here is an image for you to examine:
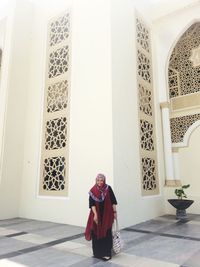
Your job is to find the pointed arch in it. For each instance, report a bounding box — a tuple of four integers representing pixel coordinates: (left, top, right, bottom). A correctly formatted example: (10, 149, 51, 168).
(184, 120, 200, 147)
(172, 119, 200, 148)
(165, 19, 200, 100)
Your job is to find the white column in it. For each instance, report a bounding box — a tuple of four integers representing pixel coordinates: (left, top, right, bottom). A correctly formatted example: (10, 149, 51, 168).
(172, 147, 181, 185)
(160, 102, 180, 186)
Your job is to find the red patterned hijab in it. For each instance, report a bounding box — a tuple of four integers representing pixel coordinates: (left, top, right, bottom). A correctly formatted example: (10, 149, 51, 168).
(89, 173, 109, 202)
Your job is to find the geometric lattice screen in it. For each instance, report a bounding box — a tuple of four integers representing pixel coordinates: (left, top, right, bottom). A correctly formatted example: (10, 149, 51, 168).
(39, 12, 70, 196)
(169, 23, 200, 144)
(136, 17, 159, 196)
(169, 23, 200, 99)
(170, 113, 200, 143)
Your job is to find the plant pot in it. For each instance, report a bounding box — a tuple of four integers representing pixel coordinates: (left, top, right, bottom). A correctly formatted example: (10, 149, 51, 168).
(168, 199, 194, 220)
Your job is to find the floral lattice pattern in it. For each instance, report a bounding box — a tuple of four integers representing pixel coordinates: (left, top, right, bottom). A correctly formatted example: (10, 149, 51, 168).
(136, 18, 150, 52)
(170, 113, 200, 143)
(48, 46, 69, 78)
(136, 16, 158, 195)
(140, 120, 154, 151)
(168, 68, 179, 98)
(43, 156, 66, 191)
(50, 13, 70, 46)
(169, 23, 200, 98)
(142, 157, 156, 190)
(137, 50, 151, 83)
(47, 80, 68, 113)
(45, 117, 67, 150)
(139, 83, 152, 116)
(40, 11, 70, 196)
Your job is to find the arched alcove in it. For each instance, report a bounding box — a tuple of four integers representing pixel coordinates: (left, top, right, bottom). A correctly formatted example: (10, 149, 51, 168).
(168, 22, 200, 99)
(166, 22, 200, 212)
(167, 22, 200, 147)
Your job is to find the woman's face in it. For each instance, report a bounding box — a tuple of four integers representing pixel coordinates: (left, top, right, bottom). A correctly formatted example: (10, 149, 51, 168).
(96, 177, 104, 187)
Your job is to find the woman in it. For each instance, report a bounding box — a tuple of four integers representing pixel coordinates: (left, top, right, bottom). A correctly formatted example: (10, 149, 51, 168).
(85, 173, 117, 261)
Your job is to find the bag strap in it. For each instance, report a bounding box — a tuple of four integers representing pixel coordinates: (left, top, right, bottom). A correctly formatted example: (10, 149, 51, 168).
(113, 218, 119, 232)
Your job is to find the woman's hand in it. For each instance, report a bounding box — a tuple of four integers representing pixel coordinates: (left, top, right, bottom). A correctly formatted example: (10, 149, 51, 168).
(91, 206, 98, 224)
(114, 211, 117, 220)
(93, 214, 98, 224)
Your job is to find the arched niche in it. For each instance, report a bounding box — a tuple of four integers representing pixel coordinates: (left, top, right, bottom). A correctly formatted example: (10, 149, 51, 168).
(167, 21, 200, 148)
(168, 22, 200, 99)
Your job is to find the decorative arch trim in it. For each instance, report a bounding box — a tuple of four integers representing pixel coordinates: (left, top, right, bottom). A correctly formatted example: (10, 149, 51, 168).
(172, 119, 200, 148)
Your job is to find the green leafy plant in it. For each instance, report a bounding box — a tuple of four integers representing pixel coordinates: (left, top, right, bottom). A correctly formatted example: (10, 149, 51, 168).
(175, 184, 190, 200)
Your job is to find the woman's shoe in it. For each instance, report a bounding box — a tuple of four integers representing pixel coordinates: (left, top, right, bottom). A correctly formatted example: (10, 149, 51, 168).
(102, 256, 111, 261)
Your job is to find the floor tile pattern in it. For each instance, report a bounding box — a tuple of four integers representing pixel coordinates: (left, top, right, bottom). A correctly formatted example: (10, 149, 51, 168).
(0, 214, 200, 266)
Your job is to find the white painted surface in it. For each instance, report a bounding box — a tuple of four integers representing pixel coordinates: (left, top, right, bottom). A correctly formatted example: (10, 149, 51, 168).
(18, 0, 113, 226)
(110, 0, 165, 228)
(178, 125, 200, 213)
(0, 0, 32, 218)
(161, 107, 174, 180)
(1, 0, 200, 226)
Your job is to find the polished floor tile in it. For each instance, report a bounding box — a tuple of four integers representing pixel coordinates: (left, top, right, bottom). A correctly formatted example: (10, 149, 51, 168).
(0, 215, 200, 266)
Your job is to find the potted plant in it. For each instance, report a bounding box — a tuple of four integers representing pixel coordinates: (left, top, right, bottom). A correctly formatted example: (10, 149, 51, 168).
(168, 184, 194, 221)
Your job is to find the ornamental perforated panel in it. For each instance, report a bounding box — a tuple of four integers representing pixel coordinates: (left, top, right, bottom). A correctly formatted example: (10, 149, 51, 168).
(47, 80, 68, 113)
(136, 15, 159, 196)
(168, 68, 179, 98)
(137, 50, 151, 83)
(140, 120, 154, 151)
(136, 18, 150, 53)
(141, 157, 156, 191)
(139, 83, 152, 116)
(50, 13, 70, 47)
(40, 12, 70, 196)
(170, 113, 200, 143)
(45, 117, 67, 150)
(48, 46, 69, 78)
(169, 23, 200, 98)
(43, 156, 66, 191)
(169, 23, 200, 144)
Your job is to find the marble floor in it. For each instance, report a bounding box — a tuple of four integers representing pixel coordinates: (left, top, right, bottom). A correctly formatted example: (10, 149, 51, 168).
(0, 214, 200, 266)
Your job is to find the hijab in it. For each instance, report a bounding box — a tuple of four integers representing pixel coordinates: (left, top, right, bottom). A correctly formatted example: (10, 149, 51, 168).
(89, 173, 109, 202)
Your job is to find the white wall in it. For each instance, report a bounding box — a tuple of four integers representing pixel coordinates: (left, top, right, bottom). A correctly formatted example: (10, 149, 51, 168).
(19, 0, 113, 227)
(178, 126, 200, 213)
(17, 0, 166, 228)
(111, 0, 165, 228)
(0, 0, 33, 218)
